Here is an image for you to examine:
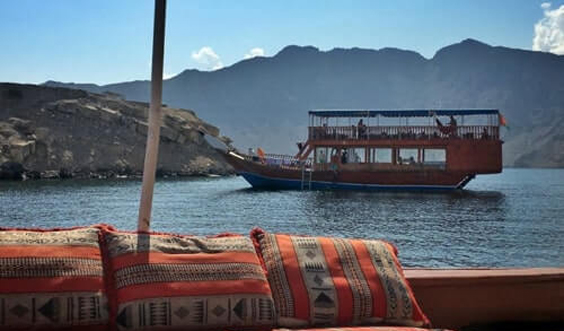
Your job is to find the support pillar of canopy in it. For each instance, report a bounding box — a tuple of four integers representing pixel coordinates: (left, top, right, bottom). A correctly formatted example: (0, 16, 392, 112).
(137, 0, 166, 232)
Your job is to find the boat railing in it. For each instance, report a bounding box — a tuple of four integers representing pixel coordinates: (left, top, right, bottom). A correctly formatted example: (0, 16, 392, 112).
(308, 125, 499, 141)
(244, 153, 312, 169)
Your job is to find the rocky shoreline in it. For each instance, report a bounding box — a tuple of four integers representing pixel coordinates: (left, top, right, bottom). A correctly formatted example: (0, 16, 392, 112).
(0, 160, 230, 180)
(0, 83, 233, 180)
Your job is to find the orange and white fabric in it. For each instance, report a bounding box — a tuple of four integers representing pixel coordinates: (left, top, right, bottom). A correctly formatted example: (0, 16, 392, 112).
(252, 229, 430, 328)
(0, 226, 108, 330)
(274, 328, 451, 331)
(101, 228, 275, 331)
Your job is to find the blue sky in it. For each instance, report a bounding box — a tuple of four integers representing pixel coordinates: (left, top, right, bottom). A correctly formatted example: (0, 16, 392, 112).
(1, 0, 563, 85)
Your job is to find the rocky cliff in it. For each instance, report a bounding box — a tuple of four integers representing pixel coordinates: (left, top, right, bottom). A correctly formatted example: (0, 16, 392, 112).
(0, 83, 232, 180)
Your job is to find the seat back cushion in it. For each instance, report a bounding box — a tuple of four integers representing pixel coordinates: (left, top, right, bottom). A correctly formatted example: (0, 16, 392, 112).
(102, 229, 275, 331)
(252, 229, 430, 328)
(273, 328, 451, 331)
(0, 226, 108, 330)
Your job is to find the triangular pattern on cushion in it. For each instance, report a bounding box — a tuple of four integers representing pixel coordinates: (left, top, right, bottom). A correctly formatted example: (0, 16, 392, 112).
(252, 228, 430, 328)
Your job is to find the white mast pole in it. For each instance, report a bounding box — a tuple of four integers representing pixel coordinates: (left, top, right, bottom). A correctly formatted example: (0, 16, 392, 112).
(137, 0, 167, 232)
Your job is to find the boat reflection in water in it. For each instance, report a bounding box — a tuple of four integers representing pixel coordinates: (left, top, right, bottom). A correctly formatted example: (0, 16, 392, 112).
(221, 109, 504, 191)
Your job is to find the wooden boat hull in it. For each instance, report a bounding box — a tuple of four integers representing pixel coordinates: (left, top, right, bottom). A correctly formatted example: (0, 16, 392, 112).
(405, 268, 564, 329)
(223, 152, 476, 191)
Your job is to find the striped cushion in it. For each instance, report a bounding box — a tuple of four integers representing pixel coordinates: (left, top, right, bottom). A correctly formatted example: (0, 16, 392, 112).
(252, 229, 430, 328)
(0, 226, 108, 330)
(102, 229, 275, 331)
(274, 328, 450, 331)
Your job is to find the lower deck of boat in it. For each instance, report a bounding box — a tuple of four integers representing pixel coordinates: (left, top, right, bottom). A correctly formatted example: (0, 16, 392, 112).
(239, 171, 475, 191)
(226, 153, 476, 190)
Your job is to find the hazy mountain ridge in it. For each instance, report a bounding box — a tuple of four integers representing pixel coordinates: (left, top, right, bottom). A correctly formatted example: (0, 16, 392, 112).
(45, 39, 564, 167)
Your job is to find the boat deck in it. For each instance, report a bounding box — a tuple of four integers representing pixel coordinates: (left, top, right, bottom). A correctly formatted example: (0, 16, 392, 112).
(308, 124, 499, 141)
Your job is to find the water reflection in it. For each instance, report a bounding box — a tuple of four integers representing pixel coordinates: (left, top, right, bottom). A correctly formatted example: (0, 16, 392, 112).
(281, 188, 510, 267)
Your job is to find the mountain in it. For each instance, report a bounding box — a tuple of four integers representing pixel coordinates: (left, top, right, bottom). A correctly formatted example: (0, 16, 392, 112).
(0, 83, 232, 179)
(44, 39, 564, 167)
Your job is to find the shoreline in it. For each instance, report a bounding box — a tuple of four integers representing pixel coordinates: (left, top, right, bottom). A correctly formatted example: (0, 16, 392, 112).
(0, 166, 234, 181)
(3, 165, 564, 181)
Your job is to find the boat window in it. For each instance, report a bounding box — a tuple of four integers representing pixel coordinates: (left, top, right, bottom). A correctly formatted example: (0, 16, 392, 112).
(345, 148, 365, 163)
(424, 149, 446, 166)
(370, 148, 392, 163)
(398, 148, 418, 165)
(315, 147, 328, 163)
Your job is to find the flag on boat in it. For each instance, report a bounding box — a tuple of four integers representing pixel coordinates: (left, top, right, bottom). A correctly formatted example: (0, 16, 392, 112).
(499, 113, 509, 129)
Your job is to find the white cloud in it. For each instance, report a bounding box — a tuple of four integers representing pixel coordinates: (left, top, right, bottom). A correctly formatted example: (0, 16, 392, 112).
(533, 2, 564, 55)
(191, 46, 224, 70)
(244, 47, 265, 59)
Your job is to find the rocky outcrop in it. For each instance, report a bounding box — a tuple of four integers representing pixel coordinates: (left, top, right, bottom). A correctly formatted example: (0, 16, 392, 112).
(0, 83, 232, 180)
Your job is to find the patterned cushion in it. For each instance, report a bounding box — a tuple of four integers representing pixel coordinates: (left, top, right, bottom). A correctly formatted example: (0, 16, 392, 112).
(274, 328, 450, 331)
(0, 226, 108, 330)
(252, 229, 430, 328)
(101, 229, 276, 331)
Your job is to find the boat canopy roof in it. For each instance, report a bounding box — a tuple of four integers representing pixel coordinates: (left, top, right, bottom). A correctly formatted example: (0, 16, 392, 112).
(309, 109, 499, 118)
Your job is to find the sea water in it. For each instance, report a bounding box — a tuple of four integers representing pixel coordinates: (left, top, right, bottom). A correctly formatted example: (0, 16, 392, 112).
(1, 168, 563, 268)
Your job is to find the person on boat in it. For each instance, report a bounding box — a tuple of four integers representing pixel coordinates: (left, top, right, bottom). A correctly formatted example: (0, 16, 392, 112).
(318, 149, 326, 163)
(449, 115, 458, 137)
(358, 119, 367, 139)
(435, 118, 447, 134)
(249, 148, 261, 162)
(341, 149, 348, 164)
(331, 153, 339, 165)
(481, 127, 489, 139)
(257, 147, 266, 164)
(354, 151, 361, 163)
(436, 116, 457, 137)
(350, 125, 357, 139)
(330, 150, 339, 174)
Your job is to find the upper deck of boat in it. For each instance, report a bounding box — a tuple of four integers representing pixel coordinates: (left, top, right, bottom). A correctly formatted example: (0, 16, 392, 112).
(307, 109, 501, 145)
